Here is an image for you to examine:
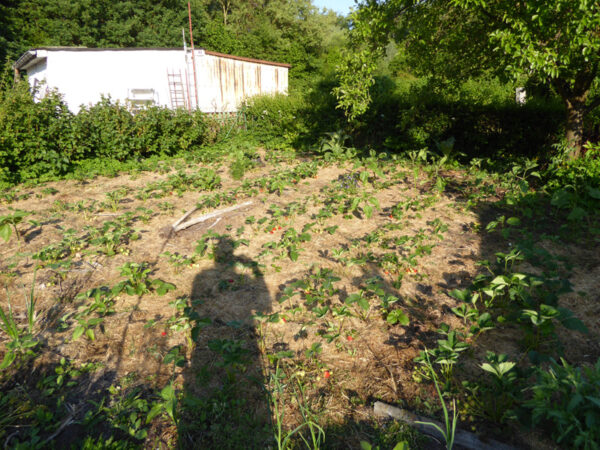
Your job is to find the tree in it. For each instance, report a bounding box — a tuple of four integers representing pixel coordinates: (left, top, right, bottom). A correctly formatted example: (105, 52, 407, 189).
(336, 0, 600, 158)
(452, 0, 600, 158)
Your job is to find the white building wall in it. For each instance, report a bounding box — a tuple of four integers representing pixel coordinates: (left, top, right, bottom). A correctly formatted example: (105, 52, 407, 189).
(189, 52, 289, 113)
(23, 49, 289, 114)
(43, 50, 185, 113)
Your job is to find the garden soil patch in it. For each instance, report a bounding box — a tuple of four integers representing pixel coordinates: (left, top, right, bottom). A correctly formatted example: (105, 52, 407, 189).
(1, 156, 597, 448)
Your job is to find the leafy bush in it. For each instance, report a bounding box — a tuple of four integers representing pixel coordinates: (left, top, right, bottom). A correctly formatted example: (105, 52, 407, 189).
(526, 358, 600, 449)
(72, 99, 208, 161)
(352, 77, 565, 158)
(0, 82, 73, 184)
(0, 82, 210, 186)
(243, 93, 308, 147)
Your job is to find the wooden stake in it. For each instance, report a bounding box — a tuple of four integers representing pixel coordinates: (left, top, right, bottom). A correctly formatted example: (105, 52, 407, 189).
(171, 201, 252, 233)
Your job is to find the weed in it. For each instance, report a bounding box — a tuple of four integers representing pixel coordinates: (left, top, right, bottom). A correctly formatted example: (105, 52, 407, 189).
(525, 357, 600, 449)
(415, 350, 458, 450)
(0, 273, 39, 369)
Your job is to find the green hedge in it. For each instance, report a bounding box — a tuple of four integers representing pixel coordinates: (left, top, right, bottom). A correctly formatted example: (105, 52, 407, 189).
(353, 77, 566, 157)
(0, 82, 209, 185)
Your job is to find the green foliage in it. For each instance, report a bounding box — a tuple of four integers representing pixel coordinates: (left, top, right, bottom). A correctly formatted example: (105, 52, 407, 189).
(526, 358, 600, 449)
(333, 49, 378, 120)
(115, 262, 176, 297)
(147, 382, 178, 427)
(415, 350, 459, 450)
(243, 93, 308, 147)
(318, 130, 357, 161)
(0, 84, 211, 186)
(229, 144, 258, 180)
(0, 209, 30, 242)
(451, 0, 600, 84)
(342, 0, 600, 156)
(0, 274, 39, 369)
(70, 287, 116, 342)
(353, 77, 564, 155)
(0, 82, 73, 184)
(72, 98, 208, 161)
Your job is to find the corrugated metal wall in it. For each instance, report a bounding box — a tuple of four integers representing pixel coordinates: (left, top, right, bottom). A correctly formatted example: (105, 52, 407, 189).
(191, 53, 288, 113)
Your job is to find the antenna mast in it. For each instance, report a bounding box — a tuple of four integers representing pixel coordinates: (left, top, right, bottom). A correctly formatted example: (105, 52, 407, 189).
(182, 28, 192, 111)
(188, 2, 200, 110)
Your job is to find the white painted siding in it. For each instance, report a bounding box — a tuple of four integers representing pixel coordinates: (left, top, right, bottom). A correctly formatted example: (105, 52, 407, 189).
(44, 50, 184, 113)
(20, 49, 289, 114)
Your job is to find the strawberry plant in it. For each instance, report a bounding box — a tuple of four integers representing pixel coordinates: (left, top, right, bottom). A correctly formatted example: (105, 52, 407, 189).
(167, 297, 211, 347)
(414, 324, 470, 387)
(161, 251, 197, 273)
(104, 187, 129, 212)
(86, 220, 139, 256)
(70, 286, 116, 341)
(194, 230, 222, 259)
(264, 226, 312, 261)
(114, 262, 176, 296)
(0, 209, 31, 242)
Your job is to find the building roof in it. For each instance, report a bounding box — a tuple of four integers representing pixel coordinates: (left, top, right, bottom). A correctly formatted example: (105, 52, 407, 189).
(14, 47, 292, 70)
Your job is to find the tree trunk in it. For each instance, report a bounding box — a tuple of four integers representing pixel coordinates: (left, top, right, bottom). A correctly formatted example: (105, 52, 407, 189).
(565, 98, 586, 159)
(552, 71, 595, 160)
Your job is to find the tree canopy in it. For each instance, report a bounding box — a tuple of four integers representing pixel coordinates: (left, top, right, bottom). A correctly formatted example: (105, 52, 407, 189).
(336, 0, 600, 157)
(0, 0, 347, 87)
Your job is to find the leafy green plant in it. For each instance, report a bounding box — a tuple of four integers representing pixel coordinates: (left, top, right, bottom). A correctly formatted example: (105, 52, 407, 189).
(281, 266, 341, 310)
(167, 297, 211, 348)
(414, 324, 469, 387)
(264, 226, 312, 262)
(208, 339, 250, 382)
(70, 287, 116, 341)
(115, 262, 176, 296)
(0, 273, 39, 369)
(0, 209, 31, 242)
(100, 384, 152, 440)
(361, 441, 408, 450)
(86, 220, 139, 256)
(194, 230, 222, 259)
(319, 130, 356, 161)
(147, 382, 179, 427)
(415, 350, 458, 450)
(269, 354, 325, 450)
(104, 187, 129, 212)
(525, 357, 600, 449)
(229, 148, 257, 180)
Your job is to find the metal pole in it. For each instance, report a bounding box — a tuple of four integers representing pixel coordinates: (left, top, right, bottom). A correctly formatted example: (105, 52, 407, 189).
(182, 28, 192, 111)
(188, 2, 200, 110)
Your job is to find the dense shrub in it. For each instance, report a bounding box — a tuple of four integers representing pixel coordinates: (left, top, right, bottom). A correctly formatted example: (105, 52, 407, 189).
(0, 83, 73, 183)
(0, 82, 210, 186)
(242, 93, 309, 148)
(352, 77, 566, 158)
(239, 77, 570, 160)
(72, 99, 208, 161)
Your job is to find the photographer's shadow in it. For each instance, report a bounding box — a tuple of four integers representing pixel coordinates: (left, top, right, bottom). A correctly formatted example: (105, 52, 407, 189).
(180, 236, 272, 448)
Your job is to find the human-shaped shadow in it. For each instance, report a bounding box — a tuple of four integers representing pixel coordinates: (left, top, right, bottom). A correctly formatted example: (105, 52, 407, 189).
(180, 236, 272, 448)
